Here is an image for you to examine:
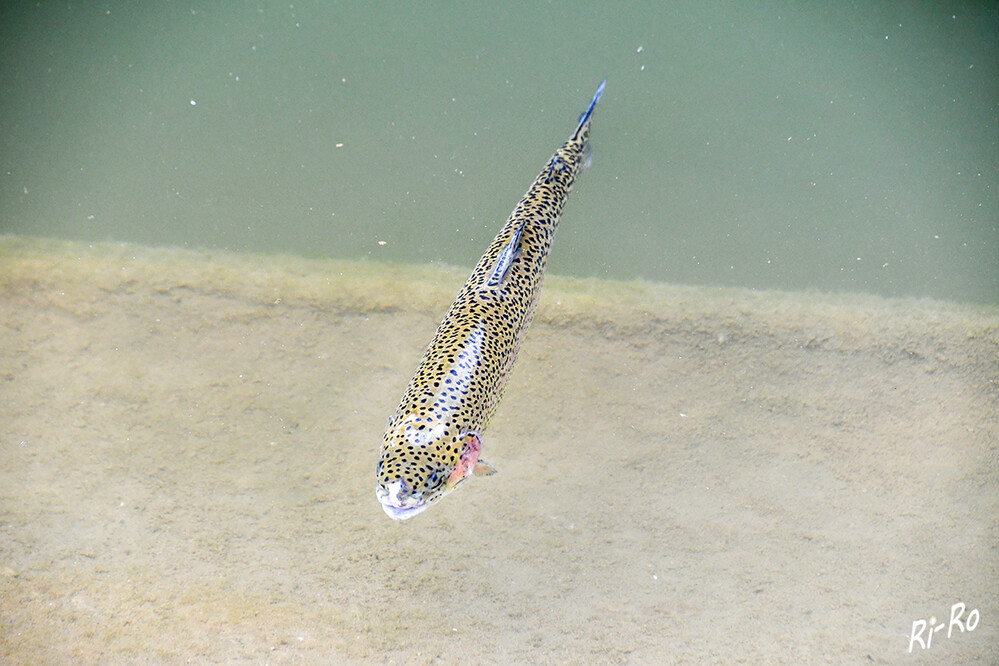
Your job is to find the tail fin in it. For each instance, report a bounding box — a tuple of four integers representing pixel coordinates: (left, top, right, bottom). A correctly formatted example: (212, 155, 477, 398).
(572, 80, 606, 143)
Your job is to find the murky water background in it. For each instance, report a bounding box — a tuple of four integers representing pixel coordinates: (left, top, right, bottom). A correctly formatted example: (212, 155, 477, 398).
(1, 238, 996, 663)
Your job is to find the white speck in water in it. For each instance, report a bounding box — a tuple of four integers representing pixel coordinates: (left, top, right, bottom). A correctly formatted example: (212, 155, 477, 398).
(190, 99, 196, 106)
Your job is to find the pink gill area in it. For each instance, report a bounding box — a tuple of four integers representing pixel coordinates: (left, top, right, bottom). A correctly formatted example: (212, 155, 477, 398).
(447, 434, 483, 485)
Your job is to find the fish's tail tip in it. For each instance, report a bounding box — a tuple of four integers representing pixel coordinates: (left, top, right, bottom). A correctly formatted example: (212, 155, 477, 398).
(590, 79, 607, 107)
(574, 79, 607, 140)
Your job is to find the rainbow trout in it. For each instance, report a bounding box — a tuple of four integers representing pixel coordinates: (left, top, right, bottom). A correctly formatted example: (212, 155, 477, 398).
(376, 81, 606, 520)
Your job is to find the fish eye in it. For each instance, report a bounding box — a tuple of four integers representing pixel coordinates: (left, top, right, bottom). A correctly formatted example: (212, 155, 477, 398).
(424, 466, 447, 489)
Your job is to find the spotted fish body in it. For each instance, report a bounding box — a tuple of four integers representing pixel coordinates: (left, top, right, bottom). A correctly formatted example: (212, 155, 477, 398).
(376, 81, 606, 520)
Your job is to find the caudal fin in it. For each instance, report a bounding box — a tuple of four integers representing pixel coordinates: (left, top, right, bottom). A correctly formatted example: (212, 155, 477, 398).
(572, 79, 606, 143)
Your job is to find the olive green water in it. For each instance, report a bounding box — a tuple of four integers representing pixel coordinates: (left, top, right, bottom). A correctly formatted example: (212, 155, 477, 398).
(1, 237, 996, 663)
(2, 2, 998, 304)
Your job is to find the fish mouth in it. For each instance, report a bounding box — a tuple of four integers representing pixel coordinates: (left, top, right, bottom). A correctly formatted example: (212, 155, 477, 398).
(379, 500, 431, 521)
(376, 481, 433, 521)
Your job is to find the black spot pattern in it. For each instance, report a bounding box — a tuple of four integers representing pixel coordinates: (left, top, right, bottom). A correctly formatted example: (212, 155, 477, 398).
(377, 83, 602, 509)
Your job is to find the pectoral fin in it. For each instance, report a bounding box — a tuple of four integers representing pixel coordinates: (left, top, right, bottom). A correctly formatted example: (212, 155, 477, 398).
(473, 459, 497, 476)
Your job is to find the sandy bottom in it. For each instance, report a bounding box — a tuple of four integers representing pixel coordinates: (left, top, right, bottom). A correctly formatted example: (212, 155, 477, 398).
(1, 236, 996, 664)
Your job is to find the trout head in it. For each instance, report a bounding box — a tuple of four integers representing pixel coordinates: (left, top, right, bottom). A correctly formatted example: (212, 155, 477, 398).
(376, 414, 495, 520)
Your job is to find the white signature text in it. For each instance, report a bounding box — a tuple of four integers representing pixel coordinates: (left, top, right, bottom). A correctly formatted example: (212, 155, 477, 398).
(908, 601, 980, 652)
